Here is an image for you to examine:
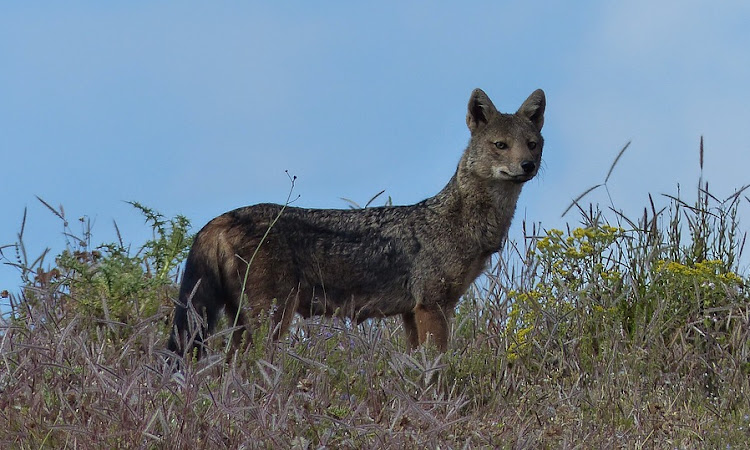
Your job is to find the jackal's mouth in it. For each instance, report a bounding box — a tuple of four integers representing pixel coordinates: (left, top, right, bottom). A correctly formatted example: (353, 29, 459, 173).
(493, 164, 537, 183)
(511, 175, 534, 184)
(500, 171, 536, 183)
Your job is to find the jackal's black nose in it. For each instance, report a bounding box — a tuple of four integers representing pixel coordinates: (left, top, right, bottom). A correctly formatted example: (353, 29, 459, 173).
(521, 161, 536, 174)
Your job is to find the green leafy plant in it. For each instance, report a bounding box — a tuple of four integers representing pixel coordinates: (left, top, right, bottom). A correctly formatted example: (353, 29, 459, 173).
(4, 199, 192, 338)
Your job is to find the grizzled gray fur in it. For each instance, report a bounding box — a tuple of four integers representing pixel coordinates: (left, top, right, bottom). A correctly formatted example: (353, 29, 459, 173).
(168, 88, 546, 357)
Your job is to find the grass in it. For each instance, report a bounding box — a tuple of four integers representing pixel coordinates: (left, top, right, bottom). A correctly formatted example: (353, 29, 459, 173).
(1, 141, 749, 448)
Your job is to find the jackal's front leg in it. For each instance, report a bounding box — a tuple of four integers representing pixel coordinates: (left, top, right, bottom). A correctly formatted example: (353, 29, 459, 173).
(402, 312, 420, 349)
(414, 304, 449, 352)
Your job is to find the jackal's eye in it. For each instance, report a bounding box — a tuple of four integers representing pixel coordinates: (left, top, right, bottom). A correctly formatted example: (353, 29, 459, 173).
(528, 141, 537, 150)
(493, 141, 508, 150)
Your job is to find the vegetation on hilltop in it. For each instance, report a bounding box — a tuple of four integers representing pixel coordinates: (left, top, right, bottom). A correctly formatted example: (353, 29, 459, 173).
(1, 142, 748, 448)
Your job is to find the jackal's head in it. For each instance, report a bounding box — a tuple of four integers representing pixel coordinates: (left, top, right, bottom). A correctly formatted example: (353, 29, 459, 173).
(463, 88, 545, 184)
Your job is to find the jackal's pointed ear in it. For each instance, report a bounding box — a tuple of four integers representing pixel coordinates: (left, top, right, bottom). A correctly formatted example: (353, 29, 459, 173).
(466, 88, 498, 133)
(517, 89, 546, 131)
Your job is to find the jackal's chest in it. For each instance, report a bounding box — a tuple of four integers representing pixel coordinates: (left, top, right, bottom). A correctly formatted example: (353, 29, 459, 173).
(408, 238, 498, 299)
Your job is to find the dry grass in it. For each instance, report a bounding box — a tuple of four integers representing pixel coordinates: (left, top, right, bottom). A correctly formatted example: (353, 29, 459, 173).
(1, 142, 749, 449)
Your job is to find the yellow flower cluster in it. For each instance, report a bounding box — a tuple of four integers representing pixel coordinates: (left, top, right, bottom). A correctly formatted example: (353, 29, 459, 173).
(655, 259, 743, 286)
(537, 226, 623, 259)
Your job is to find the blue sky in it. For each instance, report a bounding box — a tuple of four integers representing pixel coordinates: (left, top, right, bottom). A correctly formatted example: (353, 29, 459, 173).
(2, 2, 750, 310)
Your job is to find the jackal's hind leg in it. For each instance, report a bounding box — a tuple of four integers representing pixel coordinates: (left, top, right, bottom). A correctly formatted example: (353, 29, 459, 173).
(271, 287, 301, 341)
(224, 301, 252, 355)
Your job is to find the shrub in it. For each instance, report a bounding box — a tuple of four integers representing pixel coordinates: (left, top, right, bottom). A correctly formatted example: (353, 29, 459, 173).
(3, 200, 191, 340)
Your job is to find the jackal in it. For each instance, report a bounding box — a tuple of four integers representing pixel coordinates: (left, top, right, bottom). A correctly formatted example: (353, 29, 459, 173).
(167, 88, 545, 357)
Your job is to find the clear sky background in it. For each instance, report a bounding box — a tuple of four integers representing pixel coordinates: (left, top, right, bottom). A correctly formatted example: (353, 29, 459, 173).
(2, 2, 750, 312)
